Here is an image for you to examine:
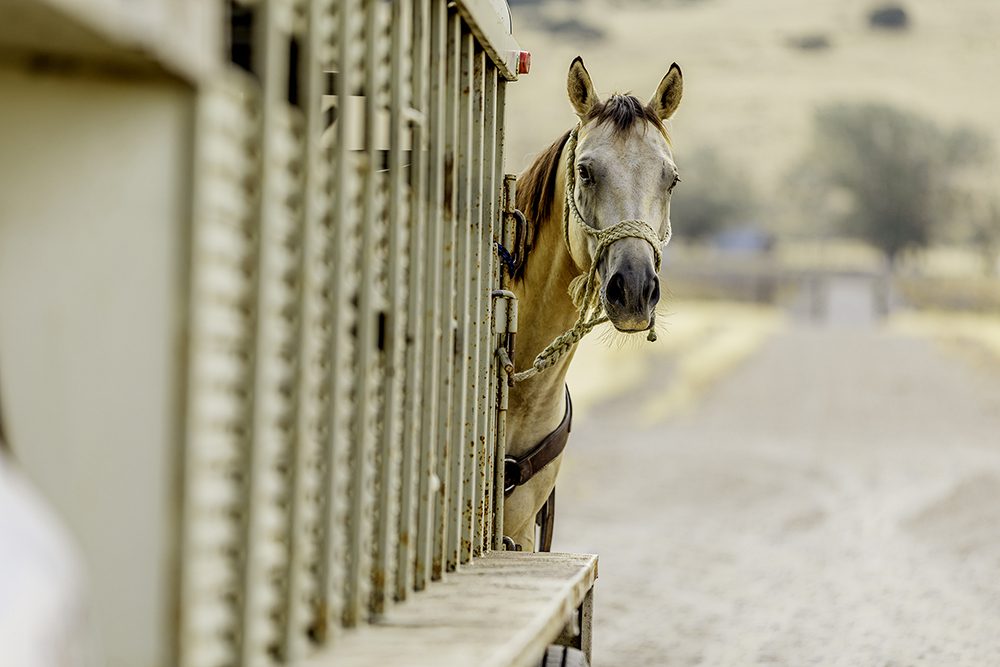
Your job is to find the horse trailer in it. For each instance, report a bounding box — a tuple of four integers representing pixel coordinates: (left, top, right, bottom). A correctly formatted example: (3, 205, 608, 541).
(0, 1, 596, 665)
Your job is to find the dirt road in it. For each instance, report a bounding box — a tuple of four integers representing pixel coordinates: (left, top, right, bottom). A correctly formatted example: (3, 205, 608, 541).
(555, 319, 1000, 666)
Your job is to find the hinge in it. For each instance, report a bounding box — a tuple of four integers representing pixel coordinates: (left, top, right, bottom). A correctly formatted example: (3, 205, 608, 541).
(497, 174, 527, 277)
(492, 289, 518, 386)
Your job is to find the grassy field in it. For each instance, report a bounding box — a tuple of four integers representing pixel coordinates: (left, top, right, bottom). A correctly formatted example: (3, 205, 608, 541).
(506, 0, 1000, 228)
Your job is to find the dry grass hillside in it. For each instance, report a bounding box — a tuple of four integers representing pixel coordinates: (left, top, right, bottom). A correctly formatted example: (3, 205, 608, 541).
(506, 0, 1000, 230)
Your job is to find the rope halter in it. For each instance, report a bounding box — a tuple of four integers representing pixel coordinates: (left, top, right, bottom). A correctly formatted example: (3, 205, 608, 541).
(513, 125, 672, 383)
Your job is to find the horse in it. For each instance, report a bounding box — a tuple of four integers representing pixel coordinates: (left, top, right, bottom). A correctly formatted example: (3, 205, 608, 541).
(502, 56, 684, 551)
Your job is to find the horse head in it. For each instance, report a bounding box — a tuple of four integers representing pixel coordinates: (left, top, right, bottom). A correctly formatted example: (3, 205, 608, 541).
(565, 57, 683, 334)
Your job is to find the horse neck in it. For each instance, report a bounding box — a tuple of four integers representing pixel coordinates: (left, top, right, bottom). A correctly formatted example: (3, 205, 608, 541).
(507, 149, 582, 457)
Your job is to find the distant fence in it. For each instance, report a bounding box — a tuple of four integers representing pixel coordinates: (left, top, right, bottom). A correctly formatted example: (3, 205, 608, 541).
(665, 251, 900, 320)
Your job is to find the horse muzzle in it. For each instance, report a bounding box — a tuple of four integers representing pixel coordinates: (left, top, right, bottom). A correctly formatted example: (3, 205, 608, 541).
(601, 255, 660, 332)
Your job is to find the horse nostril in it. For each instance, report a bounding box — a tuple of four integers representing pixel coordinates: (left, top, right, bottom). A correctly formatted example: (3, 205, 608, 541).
(646, 275, 660, 307)
(606, 271, 627, 307)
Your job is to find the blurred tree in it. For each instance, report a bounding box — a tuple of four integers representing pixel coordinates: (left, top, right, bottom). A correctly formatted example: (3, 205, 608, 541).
(969, 197, 1000, 276)
(868, 4, 910, 30)
(801, 103, 990, 263)
(671, 147, 757, 242)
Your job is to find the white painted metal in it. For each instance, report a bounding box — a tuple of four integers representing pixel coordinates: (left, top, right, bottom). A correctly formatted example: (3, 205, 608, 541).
(481, 62, 500, 552)
(371, 0, 411, 616)
(469, 46, 488, 558)
(0, 0, 222, 82)
(239, 6, 305, 663)
(284, 1, 336, 658)
(301, 553, 598, 667)
(491, 90, 512, 551)
(323, 0, 365, 638)
(453, 0, 522, 80)
(343, 0, 388, 628)
(450, 26, 475, 571)
(396, 0, 431, 602)
(432, 8, 460, 581)
(1, 2, 601, 666)
(0, 64, 199, 667)
(414, 0, 447, 592)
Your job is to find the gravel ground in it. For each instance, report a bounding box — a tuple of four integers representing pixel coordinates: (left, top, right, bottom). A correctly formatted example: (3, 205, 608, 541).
(553, 317, 1000, 666)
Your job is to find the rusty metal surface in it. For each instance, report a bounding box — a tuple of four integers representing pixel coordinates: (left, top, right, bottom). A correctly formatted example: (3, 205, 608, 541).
(6, 1, 599, 666)
(414, 0, 447, 593)
(370, 0, 411, 617)
(468, 46, 488, 560)
(178, 72, 261, 667)
(451, 26, 475, 572)
(296, 552, 599, 667)
(168, 1, 596, 664)
(323, 0, 365, 640)
(396, 0, 431, 603)
(237, 5, 307, 659)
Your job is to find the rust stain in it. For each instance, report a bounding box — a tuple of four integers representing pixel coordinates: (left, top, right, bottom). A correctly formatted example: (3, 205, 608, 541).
(443, 152, 455, 217)
(308, 601, 328, 643)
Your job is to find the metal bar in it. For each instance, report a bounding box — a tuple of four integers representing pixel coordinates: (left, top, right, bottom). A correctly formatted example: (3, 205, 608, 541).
(448, 25, 474, 572)
(431, 7, 460, 581)
(480, 62, 498, 553)
(372, 0, 411, 615)
(414, 0, 447, 591)
(284, 0, 330, 657)
(177, 73, 260, 667)
(239, 4, 303, 663)
(322, 0, 365, 638)
(395, 0, 430, 602)
(343, 0, 384, 627)
(490, 85, 509, 551)
(467, 48, 487, 558)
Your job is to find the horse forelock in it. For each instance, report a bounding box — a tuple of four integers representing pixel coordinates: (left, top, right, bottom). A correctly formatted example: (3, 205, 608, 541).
(586, 94, 670, 143)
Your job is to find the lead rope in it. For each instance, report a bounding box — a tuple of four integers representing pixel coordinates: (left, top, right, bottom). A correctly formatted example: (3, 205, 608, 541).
(512, 126, 670, 383)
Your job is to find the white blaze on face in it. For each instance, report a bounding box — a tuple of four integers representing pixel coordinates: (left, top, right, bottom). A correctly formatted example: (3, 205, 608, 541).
(574, 117, 678, 244)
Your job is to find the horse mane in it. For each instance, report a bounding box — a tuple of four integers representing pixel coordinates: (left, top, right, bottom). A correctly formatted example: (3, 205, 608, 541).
(513, 130, 571, 280)
(513, 94, 666, 281)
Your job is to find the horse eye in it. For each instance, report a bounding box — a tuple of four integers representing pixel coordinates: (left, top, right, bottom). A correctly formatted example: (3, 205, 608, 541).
(668, 173, 681, 193)
(577, 164, 593, 183)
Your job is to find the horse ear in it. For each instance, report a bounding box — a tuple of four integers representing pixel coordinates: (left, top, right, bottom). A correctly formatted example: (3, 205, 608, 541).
(567, 56, 599, 118)
(648, 63, 683, 121)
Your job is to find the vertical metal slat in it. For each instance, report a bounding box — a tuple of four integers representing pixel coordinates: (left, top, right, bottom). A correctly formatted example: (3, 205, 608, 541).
(467, 45, 487, 559)
(491, 90, 510, 551)
(413, 0, 447, 592)
(285, 0, 335, 657)
(343, 0, 386, 626)
(322, 0, 364, 638)
(480, 62, 498, 553)
(396, 0, 430, 601)
(448, 25, 474, 571)
(372, 0, 411, 614)
(239, 2, 305, 659)
(178, 73, 260, 667)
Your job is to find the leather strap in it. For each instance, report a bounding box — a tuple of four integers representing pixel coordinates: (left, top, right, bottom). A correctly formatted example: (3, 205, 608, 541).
(504, 386, 572, 497)
(535, 489, 556, 552)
